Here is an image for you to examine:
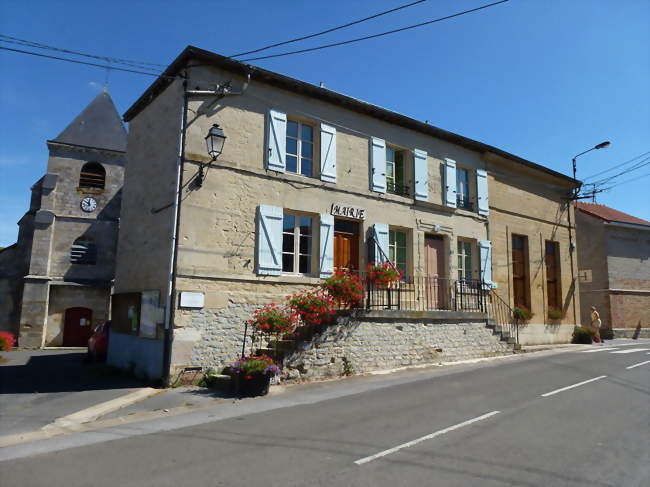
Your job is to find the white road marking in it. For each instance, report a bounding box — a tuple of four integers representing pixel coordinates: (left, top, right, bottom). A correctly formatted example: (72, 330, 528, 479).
(541, 376, 607, 398)
(354, 411, 500, 465)
(626, 360, 650, 370)
(581, 347, 618, 353)
(611, 348, 650, 354)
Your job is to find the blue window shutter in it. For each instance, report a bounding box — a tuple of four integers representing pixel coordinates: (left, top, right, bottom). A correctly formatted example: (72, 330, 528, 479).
(476, 169, 489, 215)
(319, 214, 334, 278)
(266, 110, 286, 172)
(479, 240, 492, 286)
(256, 205, 283, 275)
(320, 123, 337, 183)
(370, 137, 386, 193)
(373, 223, 389, 263)
(413, 149, 428, 201)
(444, 158, 457, 207)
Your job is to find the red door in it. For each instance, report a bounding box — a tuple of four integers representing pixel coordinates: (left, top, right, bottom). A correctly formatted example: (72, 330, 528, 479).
(424, 235, 446, 309)
(63, 307, 93, 347)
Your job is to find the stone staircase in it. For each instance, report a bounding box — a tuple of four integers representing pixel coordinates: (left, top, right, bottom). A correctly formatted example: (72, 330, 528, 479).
(485, 318, 522, 352)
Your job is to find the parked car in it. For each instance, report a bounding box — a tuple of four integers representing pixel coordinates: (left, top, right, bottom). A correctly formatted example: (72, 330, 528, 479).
(87, 320, 110, 362)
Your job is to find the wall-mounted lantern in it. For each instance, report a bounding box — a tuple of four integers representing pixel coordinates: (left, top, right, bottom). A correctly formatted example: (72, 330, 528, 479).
(205, 123, 226, 161)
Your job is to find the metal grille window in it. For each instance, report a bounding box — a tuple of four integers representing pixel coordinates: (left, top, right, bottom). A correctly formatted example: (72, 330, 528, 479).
(388, 229, 407, 276)
(386, 148, 408, 196)
(282, 213, 313, 274)
(79, 162, 106, 189)
(70, 238, 97, 265)
(286, 121, 313, 177)
(457, 240, 473, 281)
(456, 168, 472, 210)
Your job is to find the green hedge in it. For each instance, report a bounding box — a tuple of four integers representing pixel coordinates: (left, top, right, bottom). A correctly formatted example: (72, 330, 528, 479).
(572, 326, 595, 344)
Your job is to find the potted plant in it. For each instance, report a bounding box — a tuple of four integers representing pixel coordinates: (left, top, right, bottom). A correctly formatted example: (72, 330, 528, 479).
(287, 289, 337, 337)
(321, 269, 365, 309)
(228, 354, 281, 397)
(0, 331, 15, 360)
(571, 326, 596, 344)
(547, 308, 564, 321)
(366, 261, 402, 287)
(512, 306, 534, 322)
(247, 303, 299, 336)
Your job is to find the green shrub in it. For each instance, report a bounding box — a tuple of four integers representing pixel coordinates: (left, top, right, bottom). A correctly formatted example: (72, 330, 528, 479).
(572, 326, 595, 344)
(547, 308, 564, 321)
(513, 307, 534, 322)
(600, 327, 614, 340)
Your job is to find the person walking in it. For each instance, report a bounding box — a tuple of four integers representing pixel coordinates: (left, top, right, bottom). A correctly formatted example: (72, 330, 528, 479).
(591, 306, 603, 344)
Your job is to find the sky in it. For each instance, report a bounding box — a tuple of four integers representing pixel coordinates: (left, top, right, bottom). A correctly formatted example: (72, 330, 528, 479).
(0, 0, 648, 247)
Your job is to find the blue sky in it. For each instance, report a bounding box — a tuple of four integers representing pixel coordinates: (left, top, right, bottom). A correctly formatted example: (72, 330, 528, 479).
(1, 0, 648, 246)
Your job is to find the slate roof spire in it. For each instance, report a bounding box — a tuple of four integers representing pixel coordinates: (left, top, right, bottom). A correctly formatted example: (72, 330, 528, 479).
(52, 90, 127, 152)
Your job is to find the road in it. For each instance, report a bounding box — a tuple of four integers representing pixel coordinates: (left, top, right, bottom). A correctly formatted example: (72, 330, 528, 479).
(1, 340, 648, 487)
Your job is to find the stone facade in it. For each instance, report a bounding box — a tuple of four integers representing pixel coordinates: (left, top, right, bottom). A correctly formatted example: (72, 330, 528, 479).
(576, 205, 650, 337)
(1, 91, 127, 347)
(111, 47, 579, 380)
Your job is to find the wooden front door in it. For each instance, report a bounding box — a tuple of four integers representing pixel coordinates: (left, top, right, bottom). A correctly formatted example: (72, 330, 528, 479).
(424, 235, 446, 309)
(63, 307, 93, 347)
(511, 235, 529, 309)
(333, 219, 359, 272)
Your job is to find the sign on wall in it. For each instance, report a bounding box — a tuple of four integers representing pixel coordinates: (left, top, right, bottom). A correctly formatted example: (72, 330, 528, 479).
(330, 203, 366, 220)
(140, 290, 161, 339)
(179, 291, 205, 309)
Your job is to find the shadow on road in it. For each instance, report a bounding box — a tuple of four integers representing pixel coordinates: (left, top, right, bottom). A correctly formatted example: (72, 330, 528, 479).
(0, 350, 147, 394)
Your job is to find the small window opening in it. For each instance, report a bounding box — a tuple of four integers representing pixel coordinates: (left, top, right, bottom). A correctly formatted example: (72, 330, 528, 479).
(71, 237, 97, 265)
(79, 162, 106, 189)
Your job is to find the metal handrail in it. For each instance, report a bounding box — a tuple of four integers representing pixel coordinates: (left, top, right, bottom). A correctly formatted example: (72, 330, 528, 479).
(485, 289, 519, 344)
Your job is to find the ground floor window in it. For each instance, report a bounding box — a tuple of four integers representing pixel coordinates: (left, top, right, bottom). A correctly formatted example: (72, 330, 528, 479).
(457, 239, 473, 281)
(389, 229, 407, 276)
(282, 213, 313, 274)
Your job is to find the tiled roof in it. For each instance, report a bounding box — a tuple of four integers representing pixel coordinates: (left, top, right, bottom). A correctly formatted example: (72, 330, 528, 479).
(576, 202, 650, 227)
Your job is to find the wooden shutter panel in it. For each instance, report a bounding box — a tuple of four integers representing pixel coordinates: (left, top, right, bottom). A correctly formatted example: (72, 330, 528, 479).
(319, 214, 334, 278)
(413, 149, 428, 201)
(373, 223, 389, 263)
(320, 123, 337, 183)
(266, 110, 286, 172)
(476, 169, 489, 215)
(370, 137, 386, 193)
(256, 205, 283, 275)
(479, 240, 493, 286)
(444, 158, 457, 207)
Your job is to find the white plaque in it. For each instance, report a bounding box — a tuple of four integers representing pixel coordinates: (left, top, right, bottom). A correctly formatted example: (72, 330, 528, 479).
(179, 291, 205, 309)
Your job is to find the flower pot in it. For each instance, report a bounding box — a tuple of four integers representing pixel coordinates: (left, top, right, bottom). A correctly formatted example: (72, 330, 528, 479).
(238, 373, 271, 397)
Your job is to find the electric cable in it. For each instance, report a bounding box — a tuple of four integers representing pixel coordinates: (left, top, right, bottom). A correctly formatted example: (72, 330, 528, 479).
(590, 158, 650, 186)
(582, 150, 650, 182)
(240, 0, 510, 62)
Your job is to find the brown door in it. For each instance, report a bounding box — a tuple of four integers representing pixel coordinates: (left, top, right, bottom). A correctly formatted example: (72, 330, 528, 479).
(511, 235, 529, 309)
(424, 235, 446, 309)
(63, 307, 93, 347)
(545, 241, 560, 311)
(333, 219, 359, 272)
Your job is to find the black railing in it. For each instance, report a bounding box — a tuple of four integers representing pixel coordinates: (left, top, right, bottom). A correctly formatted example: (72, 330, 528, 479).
(456, 195, 474, 211)
(387, 181, 410, 197)
(485, 290, 519, 344)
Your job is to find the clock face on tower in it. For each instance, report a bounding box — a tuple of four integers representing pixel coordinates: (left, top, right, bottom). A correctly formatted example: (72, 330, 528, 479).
(80, 197, 98, 213)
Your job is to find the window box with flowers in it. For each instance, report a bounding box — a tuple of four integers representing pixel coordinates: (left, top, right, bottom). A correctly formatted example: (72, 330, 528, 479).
(367, 261, 402, 287)
(228, 354, 282, 397)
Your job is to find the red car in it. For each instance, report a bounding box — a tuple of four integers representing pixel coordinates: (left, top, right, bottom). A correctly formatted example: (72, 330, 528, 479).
(87, 320, 110, 362)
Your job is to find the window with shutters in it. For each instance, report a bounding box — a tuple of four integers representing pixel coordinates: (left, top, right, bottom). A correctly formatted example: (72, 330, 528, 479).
(70, 237, 97, 265)
(386, 147, 408, 196)
(456, 168, 472, 210)
(79, 162, 106, 190)
(545, 241, 561, 311)
(286, 121, 314, 177)
(511, 235, 530, 309)
(282, 212, 313, 274)
(457, 239, 474, 281)
(388, 229, 408, 277)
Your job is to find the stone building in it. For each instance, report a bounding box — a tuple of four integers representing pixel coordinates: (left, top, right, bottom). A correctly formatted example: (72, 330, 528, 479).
(0, 91, 126, 347)
(576, 202, 650, 337)
(108, 46, 579, 381)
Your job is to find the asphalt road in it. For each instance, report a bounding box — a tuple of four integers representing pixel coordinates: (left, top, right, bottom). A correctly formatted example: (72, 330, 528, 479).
(1, 340, 648, 487)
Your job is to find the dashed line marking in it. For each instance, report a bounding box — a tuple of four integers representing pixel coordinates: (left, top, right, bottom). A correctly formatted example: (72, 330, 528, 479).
(611, 348, 650, 354)
(626, 360, 650, 370)
(541, 376, 607, 398)
(581, 347, 618, 353)
(354, 411, 500, 465)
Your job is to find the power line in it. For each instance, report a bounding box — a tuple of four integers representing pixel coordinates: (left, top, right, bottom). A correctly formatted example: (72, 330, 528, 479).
(591, 158, 650, 186)
(229, 0, 430, 58)
(600, 171, 650, 191)
(582, 150, 650, 181)
(0, 34, 166, 71)
(240, 0, 511, 62)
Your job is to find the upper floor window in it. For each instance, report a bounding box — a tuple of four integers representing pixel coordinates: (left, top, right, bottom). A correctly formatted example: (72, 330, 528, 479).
(70, 237, 97, 265)
(386, 147, 408, 196)
(457, 239, 473, 281)
(282, 212, 313, 274)
(456, 168, 472, 210)
(389, 229, 407, 277)
(286, 121, 314, 177)
(79, 162, 106, 190)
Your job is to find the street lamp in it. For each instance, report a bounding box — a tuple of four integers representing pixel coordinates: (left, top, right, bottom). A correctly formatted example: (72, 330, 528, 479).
(205, 123, 227, 161)
(572, 140, 611, 194)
